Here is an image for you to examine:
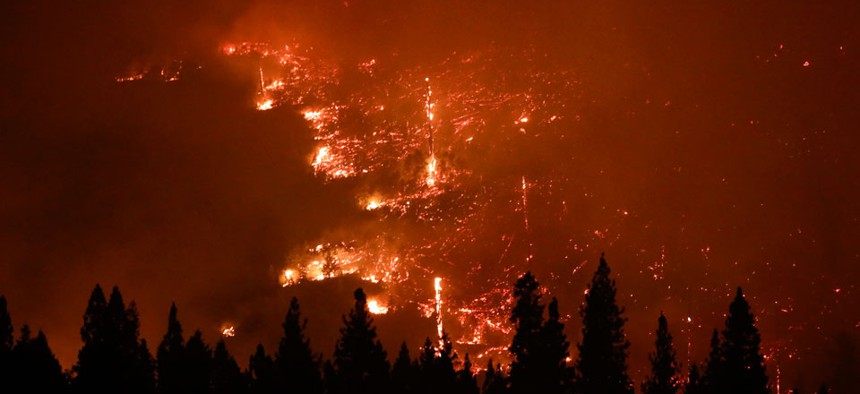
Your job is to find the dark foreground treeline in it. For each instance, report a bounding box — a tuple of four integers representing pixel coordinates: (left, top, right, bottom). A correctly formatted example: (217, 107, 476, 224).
(0, 255, 831, 394)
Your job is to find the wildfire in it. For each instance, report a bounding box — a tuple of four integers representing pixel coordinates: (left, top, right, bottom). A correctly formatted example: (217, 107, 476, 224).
(435, 277, 444, 340)
(367, 299, 389, 315)
(256, 99, 274, 111)
(426, 155, 438, 187)
(221, 325, 236, 338)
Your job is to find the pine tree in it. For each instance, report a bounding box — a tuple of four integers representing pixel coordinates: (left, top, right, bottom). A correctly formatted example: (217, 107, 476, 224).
(642, 313, 680, 394)
(416, 335, 457, 394)
(248, 344, 277, 394)
(574, 254, 633, 394)
(454, 354, 479, 394)
(701, 328, 722, 393)
(185, 330, 212, 393)
(392, 342, 417, 394)
(157, 303, 185, 394)
(9, 325, 66, 392)
(719, 288, 769, 394)
(508, 271, 545, 394)
(331, 288, 390, 394)
(0, 296, 13, 389)
(541, 297, 572, 394)
(74, 285, 156, 394)
(684, 364, 704, 394)
(211, 340, 246, 394)
(481, 360, 508, 394)
(275, 297, 322, 394)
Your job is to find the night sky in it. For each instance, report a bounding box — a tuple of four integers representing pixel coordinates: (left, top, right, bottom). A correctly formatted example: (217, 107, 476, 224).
(1, 1, 858, 393)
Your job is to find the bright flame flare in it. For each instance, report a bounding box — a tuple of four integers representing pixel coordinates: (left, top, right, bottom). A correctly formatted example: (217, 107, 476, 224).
(221, 326, 236, 337)
(367, 299, 389, 315)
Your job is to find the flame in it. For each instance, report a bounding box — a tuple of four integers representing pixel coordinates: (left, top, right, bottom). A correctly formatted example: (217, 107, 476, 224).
(221, 325, 236, 337)
(365, 199, 382, 210)
(426, 155, 438, 187)
(312, 146, 330, 168)
(281, 269, 299, 287)
(256, 98, 274, 111)
(367, 299, 389, 315)
(434, 277, 444, 340)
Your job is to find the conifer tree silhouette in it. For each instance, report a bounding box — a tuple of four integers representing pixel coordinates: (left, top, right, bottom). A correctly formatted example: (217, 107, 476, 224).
(248, 344, 277, 394)
(275, 297, 322, 394)
(185, 330, 212, 393)
(0, 296, 13, 389)
(10, 325, 66, 392)
(211, 340, 247, 394)
(642, 313, 680, 394)
(508, 271, 545, 394)
(719, 288, 769, 394)
(574, 254, 633, 394)
(454, 353, 479, 394)
(683, 364, 704, 394)
(73, 285, 155, 394)
(392, 342, 417, 394)
(700, 329, 722, 393)
(541, 297, 572, 394)
(157, 303, 185, 394)
(331, 288, 390, 394)
(416, 335, 457, 394)
(481, 359, 508, 394)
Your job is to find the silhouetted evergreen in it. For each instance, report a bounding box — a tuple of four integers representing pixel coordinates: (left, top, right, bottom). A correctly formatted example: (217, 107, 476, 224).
(211, 340, 247, 394)
(508, 271, 545, 394)
(392, 342, 417, 394)
(157, 303, 185, 394)
(185, 331, 212, 393)
(0, 296, 13, 388)
(684, 364, 704, 394)
(9, 325, 66, 392)
(720, 287, 769, 394)
(816, 383, 829, 394)
(330, 288, 390, 394)
(642, 313, 680, 394)
(275, 297, 322, 394)
(574, 254, 633, 394)
(700, 329, 722, 393)
(481, 359, 508, 394)
(416, 335, 457, 394)
(248, 344, 277, 394)
(454, 353, 479, 394)
(73, 285, 156, 394)
(541, 297, 572, 394)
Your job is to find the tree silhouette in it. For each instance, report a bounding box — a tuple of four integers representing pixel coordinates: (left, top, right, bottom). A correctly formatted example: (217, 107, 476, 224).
(248, 344, 277, 394)
(720, 287, 768, 394)
(683, 364, 704, 394)
(700, 329, 722, 393)
(816, 383, 829, 394)
(275, 297, 323, 394)
(392, 342, 417, 394)
(211, 340, 247, 394)
(0, 296, 13, 389)
(73, 285, 155, 394)
(417, 335, 457, 394)
(642, 313, 680, 394)
(574, 254, 633, 394)
(508, 271, 545, 394)
(541, 297, 572, 394)
(9, 325, 66, 392)
(331, 288, 390, 394)
(185, 330, 212, 393)
(481, 359, 508, 394)
(454, 353, 479, 394)
(157, 303, 185, 394)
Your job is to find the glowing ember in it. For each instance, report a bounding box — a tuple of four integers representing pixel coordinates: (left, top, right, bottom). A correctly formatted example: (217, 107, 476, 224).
(426, 155, 438, 187)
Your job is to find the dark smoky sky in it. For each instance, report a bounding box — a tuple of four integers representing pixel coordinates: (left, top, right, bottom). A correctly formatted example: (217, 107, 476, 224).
(1, 1, 859, 392)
